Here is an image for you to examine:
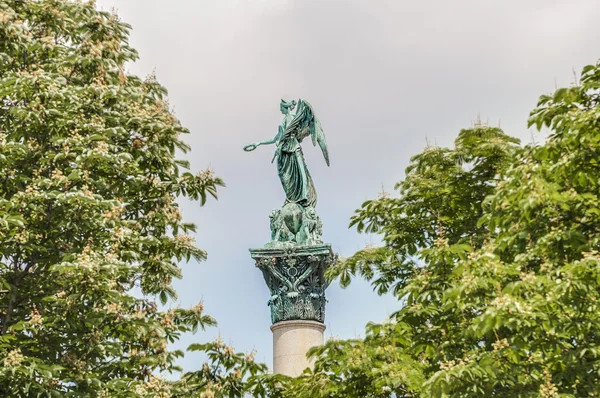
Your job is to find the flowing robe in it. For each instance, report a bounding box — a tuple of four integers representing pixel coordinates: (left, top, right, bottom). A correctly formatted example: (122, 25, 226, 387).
(274, 118, 317, 208)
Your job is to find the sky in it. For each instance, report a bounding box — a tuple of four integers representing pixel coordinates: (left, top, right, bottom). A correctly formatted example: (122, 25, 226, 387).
(96, 0, 600, 373)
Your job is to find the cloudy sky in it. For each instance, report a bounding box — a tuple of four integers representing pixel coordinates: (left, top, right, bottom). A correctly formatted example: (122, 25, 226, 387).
(97, 0, 600, 373)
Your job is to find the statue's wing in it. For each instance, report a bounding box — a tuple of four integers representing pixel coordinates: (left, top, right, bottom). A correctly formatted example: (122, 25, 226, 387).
(294, 99, 330, 166)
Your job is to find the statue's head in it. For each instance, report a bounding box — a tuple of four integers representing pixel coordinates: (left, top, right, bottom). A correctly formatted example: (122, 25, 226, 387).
(306, 207, 316, 218)
(280, 99, 296, 114)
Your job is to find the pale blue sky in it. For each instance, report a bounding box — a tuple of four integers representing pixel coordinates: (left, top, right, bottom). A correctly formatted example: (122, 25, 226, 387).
(97, 0, 600, 372)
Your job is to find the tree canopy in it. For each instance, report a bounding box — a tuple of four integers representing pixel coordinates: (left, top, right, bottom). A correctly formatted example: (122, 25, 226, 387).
(0, 1, 263, 397)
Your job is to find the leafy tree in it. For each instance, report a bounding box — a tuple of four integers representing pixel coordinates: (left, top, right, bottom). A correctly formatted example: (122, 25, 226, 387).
(176, 340, 265, 398)
(0, 1, 264, 396)
(274, 60, 600, 397)
(422, 59, 600, 397)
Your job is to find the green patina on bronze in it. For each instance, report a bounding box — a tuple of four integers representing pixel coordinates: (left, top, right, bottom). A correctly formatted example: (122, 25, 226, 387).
(251, 245, 336, 324)
(246, 99, 335, 324)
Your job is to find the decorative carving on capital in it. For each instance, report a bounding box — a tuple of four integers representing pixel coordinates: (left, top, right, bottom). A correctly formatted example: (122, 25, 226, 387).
(251, 245, 336, 324)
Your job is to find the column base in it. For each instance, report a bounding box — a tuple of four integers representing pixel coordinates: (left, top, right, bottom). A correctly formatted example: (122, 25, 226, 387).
(270, 320, 326, 377)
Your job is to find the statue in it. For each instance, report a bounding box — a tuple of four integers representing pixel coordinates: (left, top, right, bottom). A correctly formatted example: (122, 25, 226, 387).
(244, 99, 329, 208)
(244, 99, 329, 247)
(247, 99, 336, 325)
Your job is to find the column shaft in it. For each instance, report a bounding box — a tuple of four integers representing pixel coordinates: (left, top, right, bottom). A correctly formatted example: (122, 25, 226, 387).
(270, 320, 326, 377)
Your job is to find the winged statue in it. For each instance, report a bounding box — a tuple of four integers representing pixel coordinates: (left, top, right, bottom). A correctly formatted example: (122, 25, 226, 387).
(247, 101, 336, 327)
(243, 99, 329, 209)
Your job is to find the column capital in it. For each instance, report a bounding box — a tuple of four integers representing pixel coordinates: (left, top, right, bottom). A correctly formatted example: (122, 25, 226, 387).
(250, 244, 337, 324)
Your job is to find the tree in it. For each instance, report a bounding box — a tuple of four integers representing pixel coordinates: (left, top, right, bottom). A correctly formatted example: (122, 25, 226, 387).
(0, 1, 264, 396)
(422, 59, 600, 397)
(275, 60, 600, 397)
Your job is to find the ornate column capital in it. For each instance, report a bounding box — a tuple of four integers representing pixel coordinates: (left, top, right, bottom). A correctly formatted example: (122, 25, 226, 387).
(250, 244, 337, 324)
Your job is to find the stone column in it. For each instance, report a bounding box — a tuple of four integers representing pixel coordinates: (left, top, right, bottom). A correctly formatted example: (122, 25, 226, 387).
(271, 320, 326, 377)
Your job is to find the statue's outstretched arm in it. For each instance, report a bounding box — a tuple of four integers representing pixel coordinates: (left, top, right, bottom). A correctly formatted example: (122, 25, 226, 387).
(243, 126, 282, 152)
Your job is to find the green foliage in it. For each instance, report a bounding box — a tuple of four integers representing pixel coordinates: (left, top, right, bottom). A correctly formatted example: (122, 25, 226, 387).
(277, 60, 600, 397)
(175, 340, 267, 397)
(0, 1, 263, 397)
(284, 321, 425, 398)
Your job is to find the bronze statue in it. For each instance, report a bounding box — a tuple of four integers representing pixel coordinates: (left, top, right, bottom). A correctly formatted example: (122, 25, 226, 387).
(243, 99, 329, 209)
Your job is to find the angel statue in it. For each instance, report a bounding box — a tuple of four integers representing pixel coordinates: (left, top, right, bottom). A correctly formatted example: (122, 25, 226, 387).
(243, 99, 329, 209)
(244, 99, 329, 247)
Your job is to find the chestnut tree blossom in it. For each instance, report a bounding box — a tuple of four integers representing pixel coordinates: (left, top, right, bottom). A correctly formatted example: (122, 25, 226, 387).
(0, 1, 264, 396)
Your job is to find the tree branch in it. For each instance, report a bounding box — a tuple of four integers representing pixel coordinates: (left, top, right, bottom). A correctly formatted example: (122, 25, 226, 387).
(1, 261, 34, 335)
